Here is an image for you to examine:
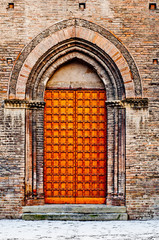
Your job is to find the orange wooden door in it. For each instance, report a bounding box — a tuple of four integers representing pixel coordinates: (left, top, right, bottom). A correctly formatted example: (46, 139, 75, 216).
(44, 90, 107, 204)
(75, 90, 107, 204)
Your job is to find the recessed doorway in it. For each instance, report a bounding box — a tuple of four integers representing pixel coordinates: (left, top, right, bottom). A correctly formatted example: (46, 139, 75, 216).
(43, 60, 107, 204)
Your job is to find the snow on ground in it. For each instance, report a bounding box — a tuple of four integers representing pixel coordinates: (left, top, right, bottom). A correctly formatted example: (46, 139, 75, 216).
(0, 220, 159, 240)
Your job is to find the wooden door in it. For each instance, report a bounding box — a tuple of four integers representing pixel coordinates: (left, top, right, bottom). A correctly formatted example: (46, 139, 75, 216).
(44, 90, 107, 204)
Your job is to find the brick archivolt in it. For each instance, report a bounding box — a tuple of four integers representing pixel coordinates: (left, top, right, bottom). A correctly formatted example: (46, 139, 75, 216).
(29, 45, 124, 101)
(8, 18, 142, 101)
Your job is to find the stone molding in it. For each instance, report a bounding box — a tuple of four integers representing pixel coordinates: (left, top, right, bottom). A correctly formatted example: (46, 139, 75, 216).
(4, 99, 45, 109)
(106, 98, 148, 109)
(4, 98, 148, 109)
(30, 44, 124, 101)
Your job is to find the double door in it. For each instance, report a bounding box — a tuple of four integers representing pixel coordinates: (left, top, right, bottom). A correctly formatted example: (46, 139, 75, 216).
(44, 89, 107, 204)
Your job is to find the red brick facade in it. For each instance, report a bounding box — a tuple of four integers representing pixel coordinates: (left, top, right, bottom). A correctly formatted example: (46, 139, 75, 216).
(0, 0, 158, 220)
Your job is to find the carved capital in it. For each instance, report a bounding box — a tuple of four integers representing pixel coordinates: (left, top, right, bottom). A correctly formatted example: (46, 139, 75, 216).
(4, 99, 45, 109)
(106, 100, 123, 108)
(106, 98, 148, 109)
(122, 98, 148, 109)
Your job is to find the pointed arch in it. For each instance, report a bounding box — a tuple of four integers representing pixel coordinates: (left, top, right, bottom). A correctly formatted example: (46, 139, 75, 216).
(8, 18, 142, 100)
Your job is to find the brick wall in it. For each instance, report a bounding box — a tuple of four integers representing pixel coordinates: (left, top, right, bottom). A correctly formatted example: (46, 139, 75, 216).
(0, 108, 25, 218)
(0, 0, 159, 219)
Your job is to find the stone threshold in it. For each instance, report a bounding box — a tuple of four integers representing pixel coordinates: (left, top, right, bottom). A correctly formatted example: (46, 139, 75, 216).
(22, 205, 128, 221)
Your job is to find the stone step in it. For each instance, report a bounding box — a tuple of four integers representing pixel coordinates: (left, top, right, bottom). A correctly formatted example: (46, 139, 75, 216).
(22, 205, 128, 221)
(23, 204, 126, 214)
(22, 212, 128, 221)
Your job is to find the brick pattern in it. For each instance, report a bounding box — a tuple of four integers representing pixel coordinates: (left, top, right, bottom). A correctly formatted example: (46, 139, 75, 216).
(0, 0, 159, 220)
(0, 109, 25, 218)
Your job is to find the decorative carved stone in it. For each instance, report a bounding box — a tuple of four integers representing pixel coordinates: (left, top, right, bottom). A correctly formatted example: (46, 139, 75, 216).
(106, 100, 123, 108)
(106, 98, 148, 109)
(122, 98, 148, 108)
(4, 99, 45, 109)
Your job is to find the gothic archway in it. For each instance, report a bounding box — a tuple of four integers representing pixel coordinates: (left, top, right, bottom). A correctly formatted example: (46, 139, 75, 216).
(6, 18, 143, 206)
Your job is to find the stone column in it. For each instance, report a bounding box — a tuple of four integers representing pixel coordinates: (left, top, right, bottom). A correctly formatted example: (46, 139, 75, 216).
(106, 100, 126, 206)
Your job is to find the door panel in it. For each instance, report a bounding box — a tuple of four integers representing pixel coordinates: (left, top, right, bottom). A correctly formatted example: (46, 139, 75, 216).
(75, 90, 106, 204)
(44, 89, 106, 204)
(44, 90, 76, 204)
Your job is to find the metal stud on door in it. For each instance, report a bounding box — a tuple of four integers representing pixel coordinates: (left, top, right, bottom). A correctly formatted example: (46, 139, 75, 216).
(44, 89, 106, 204)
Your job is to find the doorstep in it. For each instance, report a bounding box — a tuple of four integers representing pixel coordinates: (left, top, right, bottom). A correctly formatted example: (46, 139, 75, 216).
(22, 204, 128, 221)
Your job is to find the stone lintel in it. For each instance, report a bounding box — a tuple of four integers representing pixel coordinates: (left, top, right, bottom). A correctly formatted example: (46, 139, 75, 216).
(4, 99, 45, 109)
